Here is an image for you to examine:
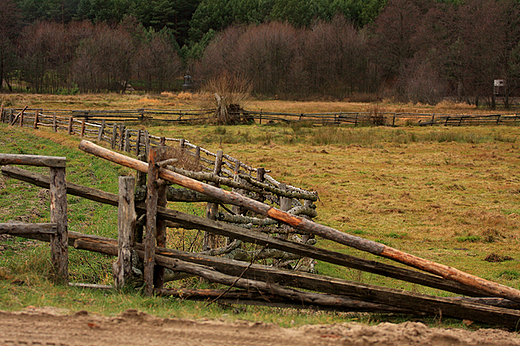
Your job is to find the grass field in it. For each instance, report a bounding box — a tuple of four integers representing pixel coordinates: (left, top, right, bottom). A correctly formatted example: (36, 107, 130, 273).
(1, 93, 520, 329)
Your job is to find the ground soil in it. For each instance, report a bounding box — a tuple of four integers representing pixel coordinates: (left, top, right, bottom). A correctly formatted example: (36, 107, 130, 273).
(1, 307, 520, 346)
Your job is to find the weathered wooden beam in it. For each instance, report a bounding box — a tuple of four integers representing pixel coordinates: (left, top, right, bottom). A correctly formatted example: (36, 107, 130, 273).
(0, 154, 66, 168)
(1, 165, 487, 297)
(0, 223, 57, 235)
(78, 140, 520, 303)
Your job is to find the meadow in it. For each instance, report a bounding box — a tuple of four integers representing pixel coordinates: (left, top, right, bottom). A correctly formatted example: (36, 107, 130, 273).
(0, 93, 519, 329)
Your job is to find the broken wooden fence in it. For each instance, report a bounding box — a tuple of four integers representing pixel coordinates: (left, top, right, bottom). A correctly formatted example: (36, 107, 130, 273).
(3, 144, 520, 327)
(73, 140, 520, 328)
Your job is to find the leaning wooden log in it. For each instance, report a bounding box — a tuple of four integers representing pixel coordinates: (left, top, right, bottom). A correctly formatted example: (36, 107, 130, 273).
(78, 140, 520, 303)
(67, 233, 520, 328)
(0, 223, 57, 235)
(0, 165, 488, 298)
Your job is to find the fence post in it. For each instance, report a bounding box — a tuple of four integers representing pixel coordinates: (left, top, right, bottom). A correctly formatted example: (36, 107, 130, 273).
(144, 146, 166, 296)
(9, 109, 13, 124)
(81, 119, 86, 137)
(111, 124, 117, 149)
(195, 146, 200, 162)
(279, 183, 292, 240)
(19, 109, 24, 127)
(144, 130, 150, 157)
(203, 150, 223, 251)
(113, 176, 136, 288)
(49, 165, 68, 282)
(34, 110, 39, 129)
(135, 130, 142, 156)
(119, 124, 125, 151)
(154, 140, 167, 289)
(124, 129, 130, 152)
(53, 113, 57, 132)
(97, 120, 105, 142)
(67, 117, 74, 135)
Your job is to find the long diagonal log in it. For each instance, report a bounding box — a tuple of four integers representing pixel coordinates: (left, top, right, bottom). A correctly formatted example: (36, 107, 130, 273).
(78, 140, 520, 303)
(1, 165, 486, 297)
(65, 233, 520, 328)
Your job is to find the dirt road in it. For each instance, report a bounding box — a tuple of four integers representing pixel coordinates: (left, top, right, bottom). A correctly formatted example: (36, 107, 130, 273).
(1, 307, 520, 346)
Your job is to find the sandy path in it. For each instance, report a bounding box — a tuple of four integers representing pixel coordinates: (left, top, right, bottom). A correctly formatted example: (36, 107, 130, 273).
(1, 307, 520, 346)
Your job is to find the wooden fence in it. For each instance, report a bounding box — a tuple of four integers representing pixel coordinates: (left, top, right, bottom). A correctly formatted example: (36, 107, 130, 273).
(2, 107, 520, 128)
(3, 143, 520, 327)
(0, 107, 317, 200)
(0, 154, 68, 282)
(3, 141, 520, 327)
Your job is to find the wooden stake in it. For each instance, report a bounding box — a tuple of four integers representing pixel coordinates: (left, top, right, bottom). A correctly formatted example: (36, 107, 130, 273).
(53, 113, 57, 132)
(204, 150, 223, 250)
(77, 140, 520, 303)
(112, 176, 136, 288)
(155, 144, 167, 289)
(49, 166, 68, 282)
(67, 117, 73, 135)
(144, 147, 160, 296)
(97, 120, 105, 142)
(81, 119, 86, 137)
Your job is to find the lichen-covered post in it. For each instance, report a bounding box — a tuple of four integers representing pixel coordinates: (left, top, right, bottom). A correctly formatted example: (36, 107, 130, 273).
(113, 176, 136, 288)
(49, 163, 68, 282)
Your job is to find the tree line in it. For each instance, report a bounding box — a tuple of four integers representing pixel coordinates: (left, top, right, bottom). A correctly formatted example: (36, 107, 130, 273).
(2, 0, 520, 105)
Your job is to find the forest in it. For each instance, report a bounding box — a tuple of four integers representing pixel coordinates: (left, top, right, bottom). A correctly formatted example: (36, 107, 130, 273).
(1, 0, 520, 105)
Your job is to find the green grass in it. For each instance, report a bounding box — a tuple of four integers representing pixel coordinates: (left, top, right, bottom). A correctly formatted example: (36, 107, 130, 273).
(1, 121, 520, 330)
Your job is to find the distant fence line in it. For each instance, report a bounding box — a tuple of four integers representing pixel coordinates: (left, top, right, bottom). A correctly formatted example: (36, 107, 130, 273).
(0, 107, 316, 208)
(2, 107, 520, 127)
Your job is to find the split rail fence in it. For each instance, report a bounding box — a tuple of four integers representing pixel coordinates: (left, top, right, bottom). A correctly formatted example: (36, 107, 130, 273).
(2, 107, 520, 129)
(3, 144, 520, 328)
(3, 107, 520, 328)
